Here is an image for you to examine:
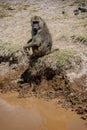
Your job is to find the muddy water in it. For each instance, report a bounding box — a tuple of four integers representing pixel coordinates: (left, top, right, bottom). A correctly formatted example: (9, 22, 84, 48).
(0, 99, 41, 130)
(0, 93, 87, 130)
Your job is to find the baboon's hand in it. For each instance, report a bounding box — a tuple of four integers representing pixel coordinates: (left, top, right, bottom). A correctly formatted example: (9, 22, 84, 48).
(23, 46, 31, 57)
(26, 47, 30, 51)
(23, 46, 31, 56)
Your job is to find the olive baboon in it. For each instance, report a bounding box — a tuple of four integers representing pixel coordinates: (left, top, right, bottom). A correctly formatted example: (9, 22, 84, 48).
(23, 16, 52, 57)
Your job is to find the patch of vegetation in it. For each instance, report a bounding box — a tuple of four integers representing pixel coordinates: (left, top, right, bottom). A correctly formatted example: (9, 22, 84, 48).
(0, 2, 11, 18)
(0, 11, 10, 18)
(40, 49, 76, 68)
(73, 0, 86, 6)
(0, 2, 10, 9)
(52, 50, 76, 67)
(71, 34, 87, 45)
(0, 41, 23, 53)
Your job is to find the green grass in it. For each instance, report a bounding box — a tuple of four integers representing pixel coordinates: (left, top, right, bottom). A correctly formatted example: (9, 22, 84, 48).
(40, 49, 76, 68)
(52, 50, 76, 67)
(71, 34, 87, 44)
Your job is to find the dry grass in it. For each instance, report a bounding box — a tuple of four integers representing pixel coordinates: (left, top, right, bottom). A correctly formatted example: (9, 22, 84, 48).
(40, 49, 76, 68)
(0, 2, 11, 18)
(0, 41, 23, 53)
(71, 34, 87, 45)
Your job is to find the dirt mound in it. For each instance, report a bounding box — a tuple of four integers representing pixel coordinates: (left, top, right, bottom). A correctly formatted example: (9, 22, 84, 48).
(18, 50, 87, 120)
(19, 68, 70, 99)
(0, 49, 87, 120)
(17, 50, 70, 97)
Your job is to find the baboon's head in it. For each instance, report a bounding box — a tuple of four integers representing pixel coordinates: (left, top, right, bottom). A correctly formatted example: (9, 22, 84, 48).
(31, 16, 45, 35)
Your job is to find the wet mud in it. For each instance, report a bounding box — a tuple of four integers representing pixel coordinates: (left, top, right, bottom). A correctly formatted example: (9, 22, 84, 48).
(0, 98, 42, 130)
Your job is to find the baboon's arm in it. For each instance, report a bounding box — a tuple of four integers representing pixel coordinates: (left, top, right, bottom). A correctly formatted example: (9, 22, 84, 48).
(27, 38, 32, 43)
(29, 35, 42, 47)
(23, 38, 32, 50)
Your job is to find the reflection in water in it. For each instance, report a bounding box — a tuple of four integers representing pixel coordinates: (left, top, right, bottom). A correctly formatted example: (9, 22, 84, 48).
(0, 94, 87, 130)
